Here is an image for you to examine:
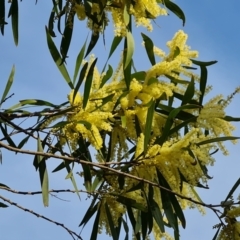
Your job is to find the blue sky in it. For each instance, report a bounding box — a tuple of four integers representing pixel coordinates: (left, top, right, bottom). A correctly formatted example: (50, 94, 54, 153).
(1, 0, 240, 239)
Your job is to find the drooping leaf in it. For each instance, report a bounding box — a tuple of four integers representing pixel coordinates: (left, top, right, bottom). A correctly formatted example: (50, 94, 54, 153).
(126, 206, 141, 240)
(0, 123, 16, 148)
(198, 65, 207, 106)
(0, 0, 6, 35)
(1, 65, 15, 107)
(83, 58, 98, 109)
(19, 99, 58, 108)
(48, 9, 56, 37)
(196, 136, 240, 146)
(144, 99, 155, 153)
(164, 0, 185, 26)
(90, 205, 101, 240)
(37, 136, 49, 207)
(60, 11, 75, 64)
(124, 31, 134, 70)
(81, 163, 92, 192)
(85, 32, 99, 58)
(105, 203, 118, 240)
(72, 62, 88, 103)
(141, 33, 155, 66)
(151, 199, 165, 233)
(8, 0, 18, 45)
(122, 218, 129, 240)
(79, 199, 99, 227)
(73, 37, 88, 84)
(0, 183, 10, 189)
(45, 26, 74, 89)
(52, 160, 71, 173)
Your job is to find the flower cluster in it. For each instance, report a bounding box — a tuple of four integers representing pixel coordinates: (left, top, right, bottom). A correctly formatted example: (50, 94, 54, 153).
(54, 30, 239, 239)
(74, 0, 168, 36)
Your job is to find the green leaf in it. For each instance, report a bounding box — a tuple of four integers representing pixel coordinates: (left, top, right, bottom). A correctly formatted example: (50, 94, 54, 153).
(212, 226, 221, 240)
(156, 169, 179, 232)
(173, 46, 180, 59)
(0, 123, 16, 148)
(191, 59, 217, 67)
(0, 202, 8, 208)
(126, 206, 141, 240)
(81, 163, 92, 192)
(0, 0, 6, 35)
(85, 32, 99, 58)
(144, 99, 155, 153)
(1, 65, 15, 107)
(72, 62, 88, 103)
(124, 31, 134, 69)
(45, 26, 74, 89)
(123, 5, 130, 26)
(156, 104, 200, 145)
(223, 116, 240, 122)
(181, 76, 195, 106)
(141, 33, 155, 66)
(79, 201, 99, 227)
(117, 195, 147, 212)
(102, 36, 122, 72)
(37, 136, 49, 207)
(131, 71, 146, 82)
(197, 136, 240, 146)
(199, 65, 207, 106)
(164, 0, 185, 26)
(90, 205, 101, 240)
(73, 37, 88, 84)
(60, 12, 75, 63)
(126, 181, 144, 193)
(52, 161, 70, 173)
(141, 210, 148, 239)
(83, 58, 98, 109)
(18, 136, 30, 149)
(151, 199, 165, 233)
(157, 169, 186, 228)
(50, 121, 69, 128)
(91, 175, 103, 192)
(224, 178, 240, 202)
(105, 203, 118, 240)
(48, 9, 56, 37)
(122, 218, 129, 240)
(99, 65, 113, 88)
(9, 0, 18, 45)
(19, 99, 58, 108)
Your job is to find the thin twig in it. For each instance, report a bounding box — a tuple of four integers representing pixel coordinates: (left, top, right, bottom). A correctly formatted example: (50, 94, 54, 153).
(0, 194, 83, 240)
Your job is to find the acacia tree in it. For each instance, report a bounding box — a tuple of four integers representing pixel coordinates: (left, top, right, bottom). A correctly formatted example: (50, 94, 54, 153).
(1, 1, 240, 239)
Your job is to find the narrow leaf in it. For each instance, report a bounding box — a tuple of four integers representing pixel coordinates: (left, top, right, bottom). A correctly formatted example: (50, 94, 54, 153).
(197, 136, 240, 146)
(90, 206, 101, 240)
(99, 65, 113, 88)
(45, 26, 74, 89)
(0, 202, 8, 208)
(144, 99, 155, 153)
(0, 0, 5, 35)
(83, 58, 98, 109)
(141, 33, 156, 66)
(0, 123, 16, 148)
(37, 137, 49, 207)
(105, 203, 118, 240)
(181, 76, 195, 106)
(10, 0, 18, 45)
(73, 37, 88, 84)
(1, 65, 15, 107)
(124, 31, 134, 69)
(164, 0, 185, 26)
(85, 32, 99, 58)
(224, 178, 240, 202)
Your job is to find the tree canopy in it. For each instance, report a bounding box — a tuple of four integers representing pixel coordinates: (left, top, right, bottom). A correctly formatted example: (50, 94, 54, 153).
(1, 1, 240, 240)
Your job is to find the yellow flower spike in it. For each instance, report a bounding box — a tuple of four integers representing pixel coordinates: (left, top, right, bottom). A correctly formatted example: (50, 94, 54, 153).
(68, 90, 82, 106)
(74, 3, 86, 20)
(135, 133, 145, 159)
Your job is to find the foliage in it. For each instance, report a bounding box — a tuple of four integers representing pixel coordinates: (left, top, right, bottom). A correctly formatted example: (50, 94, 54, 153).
(1, 1, 240, 240)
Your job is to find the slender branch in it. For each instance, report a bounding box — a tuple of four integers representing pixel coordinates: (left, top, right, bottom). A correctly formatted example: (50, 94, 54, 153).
(0, 194, 83, 240)
(0, 141, 222, 208)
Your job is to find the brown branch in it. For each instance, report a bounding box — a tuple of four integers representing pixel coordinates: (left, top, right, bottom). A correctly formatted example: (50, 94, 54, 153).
(0, 141, 230, 212)
(0, 194, 83, 240)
